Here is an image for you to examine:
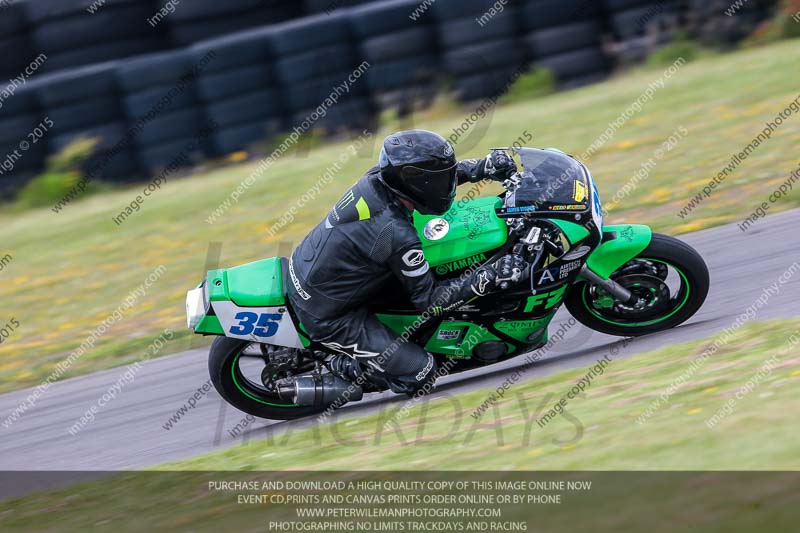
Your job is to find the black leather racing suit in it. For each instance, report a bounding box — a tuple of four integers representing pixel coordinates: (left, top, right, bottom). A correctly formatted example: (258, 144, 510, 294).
(287, 161, 488, 394)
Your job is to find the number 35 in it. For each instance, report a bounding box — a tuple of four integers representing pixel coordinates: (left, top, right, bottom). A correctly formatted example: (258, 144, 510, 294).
(229, 312, 282, 337)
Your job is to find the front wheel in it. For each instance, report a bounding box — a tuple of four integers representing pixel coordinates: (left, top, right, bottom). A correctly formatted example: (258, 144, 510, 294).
(208, 337, 329, 420)
(565, 233, 709, 337)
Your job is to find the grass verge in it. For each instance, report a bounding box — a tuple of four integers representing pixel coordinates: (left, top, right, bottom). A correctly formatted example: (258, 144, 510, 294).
(0, 321, 798, 531)
(161, 320, 800, 471)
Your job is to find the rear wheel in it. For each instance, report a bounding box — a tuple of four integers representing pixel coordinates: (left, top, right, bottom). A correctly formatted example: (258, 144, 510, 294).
(565, 233, 709, 336)
(208, 337, 329, 420)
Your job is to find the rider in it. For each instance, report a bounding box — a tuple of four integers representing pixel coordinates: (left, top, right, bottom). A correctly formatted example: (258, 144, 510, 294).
(287, 130, 524, 396)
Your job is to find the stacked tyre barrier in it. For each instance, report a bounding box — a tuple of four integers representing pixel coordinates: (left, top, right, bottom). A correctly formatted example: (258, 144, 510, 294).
(0, 1, 38, 84)
(190, 28, 286, 156)
(24, 0, 166, 75)
(163, 0, 302, 47)
(37, 61, 138, 183)
(604, 0, 682, 64)
(520, 0, 610, 87)
(303, 0, 373, 15)
(0, 0, 781, 197)
(685, 0, 778, 47)
(116, 50, 212, 174)
(350, 0, 440, 113)
(270, 13, 373, 132)
(0, 82, 46, 197)
(434, 0, 526, 101)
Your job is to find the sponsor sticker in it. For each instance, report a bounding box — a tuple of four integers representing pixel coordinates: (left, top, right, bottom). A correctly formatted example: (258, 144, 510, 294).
(574, 180, 588, 203)
(437, 329, 461, 341)
(423, 218, 450, 241)
(559, 260, 582, 279)
(537, 260, 583, 285)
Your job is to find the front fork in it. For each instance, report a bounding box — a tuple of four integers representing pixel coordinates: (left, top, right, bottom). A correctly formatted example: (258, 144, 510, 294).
(580, 265, 635, 304)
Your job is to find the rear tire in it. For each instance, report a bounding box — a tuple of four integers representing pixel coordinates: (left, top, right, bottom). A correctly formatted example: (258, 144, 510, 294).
(565, 233, 709, 337)
(209, 337, 328, 420)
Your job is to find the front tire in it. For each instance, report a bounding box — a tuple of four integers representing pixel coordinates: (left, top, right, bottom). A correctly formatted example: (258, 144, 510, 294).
(565, 233, 709, 337)
(208, 337, 328, 420)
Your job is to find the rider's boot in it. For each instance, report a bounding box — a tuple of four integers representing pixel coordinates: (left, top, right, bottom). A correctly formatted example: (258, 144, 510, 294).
(328, 354, 390, 393)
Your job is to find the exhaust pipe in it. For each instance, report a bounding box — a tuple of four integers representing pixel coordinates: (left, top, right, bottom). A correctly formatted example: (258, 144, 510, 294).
(292, 374, 363, 407)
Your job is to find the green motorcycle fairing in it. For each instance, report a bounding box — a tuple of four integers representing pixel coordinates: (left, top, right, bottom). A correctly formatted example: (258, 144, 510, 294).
(585, 224, 652, 279)
(413, 196, 508, 267)
(190, 196, 652, 359)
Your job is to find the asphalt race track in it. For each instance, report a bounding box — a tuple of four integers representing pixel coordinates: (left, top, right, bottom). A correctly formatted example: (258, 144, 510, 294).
(1, 210, 798, 473)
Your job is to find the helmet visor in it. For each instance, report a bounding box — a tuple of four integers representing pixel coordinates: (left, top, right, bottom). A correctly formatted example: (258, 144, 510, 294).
(402, 162, 458, 215)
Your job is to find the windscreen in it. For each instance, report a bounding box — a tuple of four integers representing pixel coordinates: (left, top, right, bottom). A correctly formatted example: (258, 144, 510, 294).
(504, 148, 590, 212)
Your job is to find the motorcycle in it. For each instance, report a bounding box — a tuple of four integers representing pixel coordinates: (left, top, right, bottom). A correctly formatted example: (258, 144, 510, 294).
(186, 147, 709, 420)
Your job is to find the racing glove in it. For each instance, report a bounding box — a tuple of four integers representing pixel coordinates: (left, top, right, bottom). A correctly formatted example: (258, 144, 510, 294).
(468, 254, 527, 296)
(456, 149, 517, 184)
(482, 150, 517, 182)
(494, 254, 527, 287)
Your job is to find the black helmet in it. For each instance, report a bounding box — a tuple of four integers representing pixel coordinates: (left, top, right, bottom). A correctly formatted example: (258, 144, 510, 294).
(378, 130, 458, 215)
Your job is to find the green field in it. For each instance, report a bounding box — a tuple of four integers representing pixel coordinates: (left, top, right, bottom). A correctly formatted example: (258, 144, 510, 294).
(1, 321, 798, 531)
(161, 320, 800, 471)
(1, 39, 799, 392)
